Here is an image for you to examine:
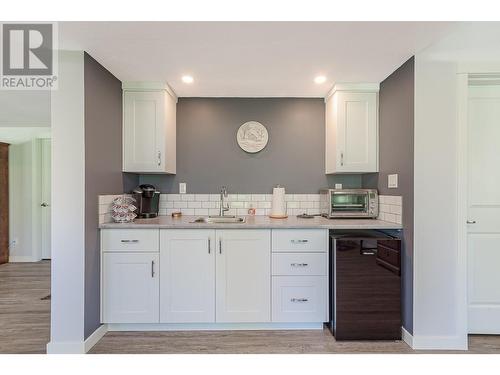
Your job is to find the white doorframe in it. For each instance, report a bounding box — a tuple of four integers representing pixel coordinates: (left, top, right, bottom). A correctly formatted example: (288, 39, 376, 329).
(31, 137, 51, 262)
(456, 67, 500, 337)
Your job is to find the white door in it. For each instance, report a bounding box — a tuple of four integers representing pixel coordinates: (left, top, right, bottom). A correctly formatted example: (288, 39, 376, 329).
(123, 91, 164, 173)
(467, 85, 500, 333)
(160, 229, 216, 323)
(336, 91, 378, 173)
(40, 139, 51, 259)
(216, 229, 271, 323)
(102, 252, 159, 323)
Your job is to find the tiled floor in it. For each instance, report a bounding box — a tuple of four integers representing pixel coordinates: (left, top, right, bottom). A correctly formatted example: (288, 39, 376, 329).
(1, 261, 500, 354)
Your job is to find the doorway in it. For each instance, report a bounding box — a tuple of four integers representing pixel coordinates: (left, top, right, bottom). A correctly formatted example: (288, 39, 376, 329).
(466, 81, 500, 334)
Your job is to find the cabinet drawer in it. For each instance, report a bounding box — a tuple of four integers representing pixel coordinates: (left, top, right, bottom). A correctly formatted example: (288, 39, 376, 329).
(102, 229, 159, 252)
(272, 276, 327, 322)
(272, 253, 326, 276)
(272, 229, 327, 253)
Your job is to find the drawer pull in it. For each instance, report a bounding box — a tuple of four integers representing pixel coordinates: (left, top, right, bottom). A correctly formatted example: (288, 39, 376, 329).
(290, 298, 309, 303)
(291, 239, 309, 244)
(120, 239, 139, 243)
(290, 263, 309, 267)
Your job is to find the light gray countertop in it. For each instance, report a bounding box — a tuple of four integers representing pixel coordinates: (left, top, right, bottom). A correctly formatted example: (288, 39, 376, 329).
(99, 215, 402, 230)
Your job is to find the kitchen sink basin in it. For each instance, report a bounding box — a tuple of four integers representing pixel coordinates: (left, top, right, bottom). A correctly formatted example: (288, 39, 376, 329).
(192, 216, 246, 224)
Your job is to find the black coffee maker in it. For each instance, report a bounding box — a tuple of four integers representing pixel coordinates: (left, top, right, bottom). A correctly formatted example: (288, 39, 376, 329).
(133, 184, 160, 218)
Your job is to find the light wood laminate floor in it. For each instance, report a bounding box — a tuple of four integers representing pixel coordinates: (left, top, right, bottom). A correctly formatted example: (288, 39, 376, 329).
(2, 261, 500, 354)
(0, 261, 51, 354)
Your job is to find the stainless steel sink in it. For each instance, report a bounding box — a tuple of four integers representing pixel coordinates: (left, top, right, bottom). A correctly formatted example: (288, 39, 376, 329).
(192, 216, 246, 224)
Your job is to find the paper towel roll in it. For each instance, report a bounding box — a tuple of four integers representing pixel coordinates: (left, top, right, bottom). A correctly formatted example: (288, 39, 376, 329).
(271, 186, 286, 217)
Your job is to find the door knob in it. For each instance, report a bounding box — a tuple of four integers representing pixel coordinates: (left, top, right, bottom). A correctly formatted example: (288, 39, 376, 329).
(466, 220, 476, 224)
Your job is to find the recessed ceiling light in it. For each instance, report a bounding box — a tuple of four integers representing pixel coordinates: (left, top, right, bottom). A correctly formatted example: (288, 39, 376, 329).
(182, 75, 194, 84)
(314, 75, 327, 84)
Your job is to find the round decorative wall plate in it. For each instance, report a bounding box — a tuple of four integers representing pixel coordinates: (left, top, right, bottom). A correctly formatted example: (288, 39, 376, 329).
(237, 121, 269, 153)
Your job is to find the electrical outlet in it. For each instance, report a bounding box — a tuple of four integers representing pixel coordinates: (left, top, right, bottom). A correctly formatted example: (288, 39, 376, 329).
(179, 182, 187, 194)
(388, 174, 398, 188)
(9, 239, 17, 249)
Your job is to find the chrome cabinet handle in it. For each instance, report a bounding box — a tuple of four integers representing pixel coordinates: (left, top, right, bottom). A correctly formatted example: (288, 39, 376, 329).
(40, 202, 50, 207)
(157, 151, 161, 166)
(290, 263, 308, 267)
(219, 238, 222, 254)
(291, 298, 309, 303)
(151, 260, 155, 278)
(291, 239, 308, 244)
(466, 220, 476, 224)
(208, 238, 211, 254)
(120, 239, 139, 243)
(340, 152, 344, 166)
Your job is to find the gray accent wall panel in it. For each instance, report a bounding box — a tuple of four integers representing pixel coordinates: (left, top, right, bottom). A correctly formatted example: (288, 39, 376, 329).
(140, 98, 361, 193)
(366, 57, 414, 333)
(83, 53, 138, 339)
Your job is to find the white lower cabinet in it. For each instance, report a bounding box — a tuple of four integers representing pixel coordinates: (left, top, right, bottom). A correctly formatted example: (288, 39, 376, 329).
(272, 276, 327, 322)
(101, 227, 327, 327)
(160, 229, 216, 323)
(102, 252, 159, 323)
(216, 229, 271, 322)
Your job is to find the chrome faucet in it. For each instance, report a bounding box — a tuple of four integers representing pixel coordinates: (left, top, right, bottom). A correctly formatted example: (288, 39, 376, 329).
(219, 186, 230, 217)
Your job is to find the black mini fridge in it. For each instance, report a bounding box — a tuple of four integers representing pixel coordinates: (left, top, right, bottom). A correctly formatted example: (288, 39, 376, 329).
(329, 230, 402, 340)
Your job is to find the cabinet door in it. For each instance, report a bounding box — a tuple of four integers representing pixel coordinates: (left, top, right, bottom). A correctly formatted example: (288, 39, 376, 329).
(335, 91, 378, 173)
(216, 229, 271, 322)
(123, 91, 164, 173)
(102, 252, 159, 323)
(160, 229, 216, 323)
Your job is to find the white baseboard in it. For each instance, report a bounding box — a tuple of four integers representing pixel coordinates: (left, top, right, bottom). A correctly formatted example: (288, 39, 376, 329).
(84, 324, 108, 353)
(9, 256, 38, 263)
(401, 327, 413, 348)
(411, 334, 468, 350)
(108, 322, 324, 332)
(46, 324, 108, 354)
(46, 341, 85, 354)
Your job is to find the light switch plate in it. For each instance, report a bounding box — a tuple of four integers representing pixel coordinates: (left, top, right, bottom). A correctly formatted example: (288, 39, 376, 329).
(388, 174, 398, 189)
(335, 183, 343, 189)
(179, 182, 187, 194)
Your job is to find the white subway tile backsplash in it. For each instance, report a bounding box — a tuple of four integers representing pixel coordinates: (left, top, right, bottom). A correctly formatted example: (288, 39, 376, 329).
(174, 201, 188, 209)
(194, 208, 209, 216)
(188, 201, 202, 209)
(202, 201, 215, 209)
(258, 201, 272, 209)
(378, 195, 403, 225)
(195, 194, 209, 202)
(107, 192, 325, 219)
(252, 194, 266, 201)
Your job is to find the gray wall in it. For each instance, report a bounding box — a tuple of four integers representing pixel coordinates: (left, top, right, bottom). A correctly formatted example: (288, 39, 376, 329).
(140, 98, 361, 193)
(83, 53, 138, 339)
(364, 57, 414, 333)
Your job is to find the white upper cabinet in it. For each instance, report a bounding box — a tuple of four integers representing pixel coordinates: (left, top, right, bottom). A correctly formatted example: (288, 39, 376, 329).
(325, 84, 379, 174)
(122, 82, 177, 174)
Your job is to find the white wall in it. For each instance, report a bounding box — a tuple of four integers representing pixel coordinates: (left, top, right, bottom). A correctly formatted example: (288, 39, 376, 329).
(8, 141, 34, 262)
(413, 56, 466, 349)
(412, 23, 500, 350)
(47, 50, 86, 354)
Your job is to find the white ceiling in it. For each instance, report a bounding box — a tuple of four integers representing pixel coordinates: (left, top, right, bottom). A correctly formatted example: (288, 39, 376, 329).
(59, 22, 459, 97)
